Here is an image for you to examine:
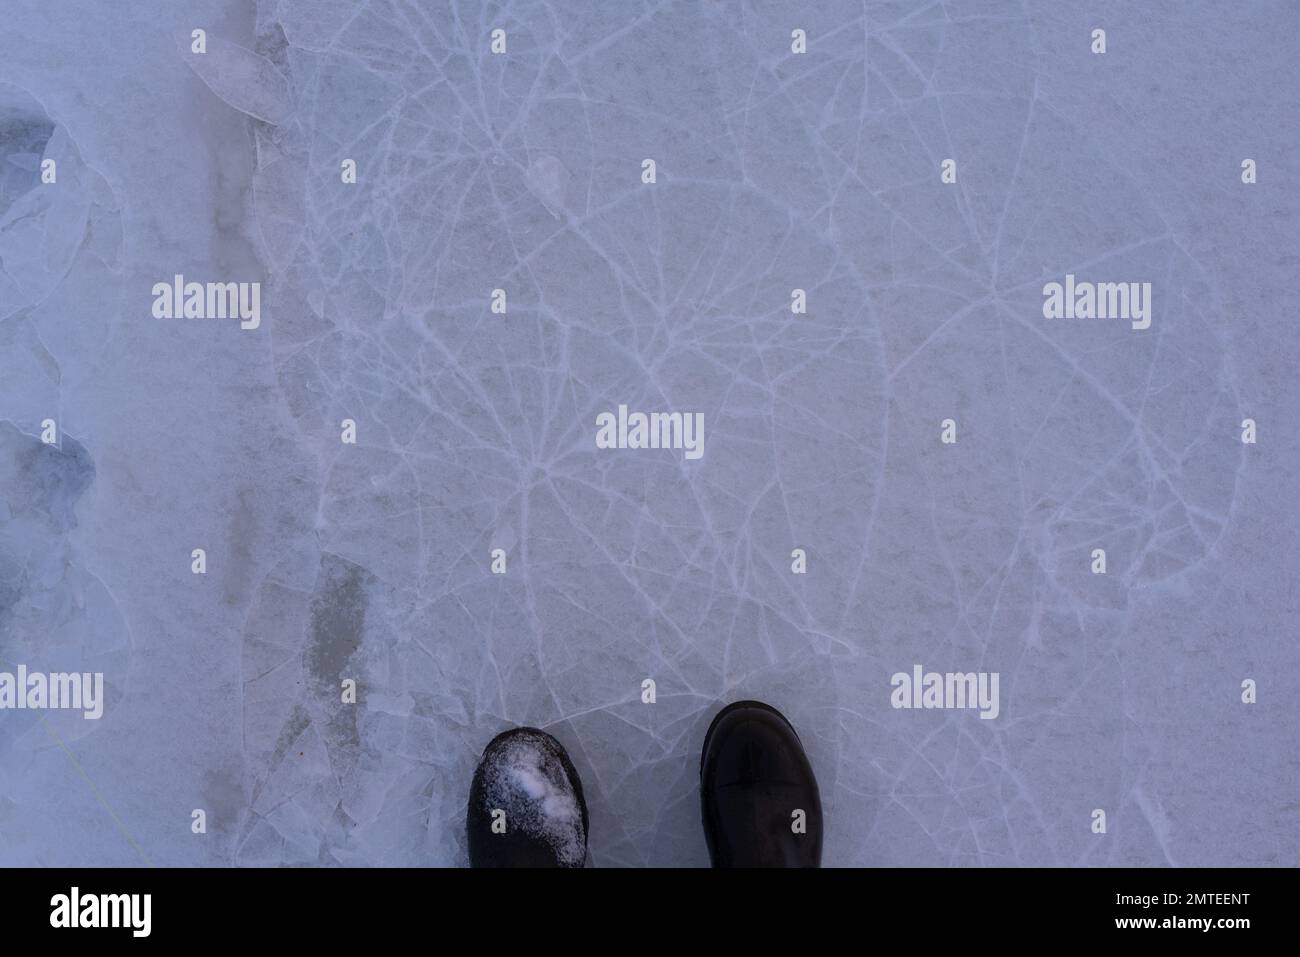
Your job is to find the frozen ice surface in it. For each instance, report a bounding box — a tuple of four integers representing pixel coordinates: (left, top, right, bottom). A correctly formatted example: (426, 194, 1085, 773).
(1, 0, 1298, 866)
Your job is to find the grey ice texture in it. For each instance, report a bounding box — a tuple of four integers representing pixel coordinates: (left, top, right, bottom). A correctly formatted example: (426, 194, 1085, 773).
(0, 0, 1297, 867)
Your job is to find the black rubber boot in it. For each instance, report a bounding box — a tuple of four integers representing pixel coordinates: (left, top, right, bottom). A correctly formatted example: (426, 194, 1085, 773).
(699, 700, 823, 867)
(466, 727, 589, 867)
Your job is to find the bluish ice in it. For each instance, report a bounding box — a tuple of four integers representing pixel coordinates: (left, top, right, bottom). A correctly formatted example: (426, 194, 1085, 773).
(0, 0, 1297, 866)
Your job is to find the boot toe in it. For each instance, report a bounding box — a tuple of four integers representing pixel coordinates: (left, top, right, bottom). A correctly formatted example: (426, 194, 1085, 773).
(466, 727, 589, 868)
(700, 701, 823, 867)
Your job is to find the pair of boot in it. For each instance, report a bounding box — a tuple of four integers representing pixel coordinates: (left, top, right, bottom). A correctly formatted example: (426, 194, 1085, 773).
(467, 700, 822, 867)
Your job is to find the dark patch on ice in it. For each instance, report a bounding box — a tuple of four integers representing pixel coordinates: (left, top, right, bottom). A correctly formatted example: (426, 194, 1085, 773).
(200, 765, 245, 838)
(0, 107, 53, 216)
(306, 553, 369, 687)
(0, 422, 95, 531)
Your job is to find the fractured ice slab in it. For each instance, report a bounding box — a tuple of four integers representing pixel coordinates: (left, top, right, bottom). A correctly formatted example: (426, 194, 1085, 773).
(0, 0, 1297, 868)
(182, 34, 293, 126)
